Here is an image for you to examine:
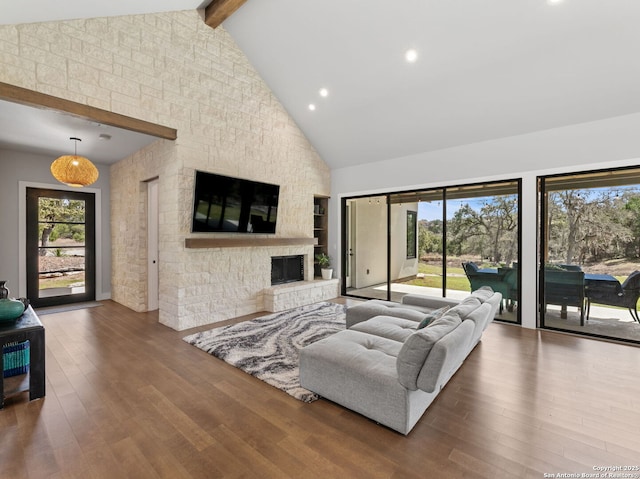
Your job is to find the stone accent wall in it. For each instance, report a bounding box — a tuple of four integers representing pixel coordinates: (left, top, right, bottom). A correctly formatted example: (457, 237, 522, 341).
(0, 11, 331, 330)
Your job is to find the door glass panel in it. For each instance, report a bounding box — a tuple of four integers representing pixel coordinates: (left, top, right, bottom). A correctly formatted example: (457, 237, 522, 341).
(386, 189, 445, 299)
(446, 183, 519, 322)
(419, 194, 444, 294)
(388, 193, 420, 302)
(540, 168, 640, 343)
(37, 197, 87, 298)
(344, 196, 389, 300)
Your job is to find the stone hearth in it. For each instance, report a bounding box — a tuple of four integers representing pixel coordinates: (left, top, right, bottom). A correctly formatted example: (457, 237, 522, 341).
(264, 279, 339, 312)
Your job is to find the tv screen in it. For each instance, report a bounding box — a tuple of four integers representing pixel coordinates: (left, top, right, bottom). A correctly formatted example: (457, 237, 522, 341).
(191, 171, 279, 233)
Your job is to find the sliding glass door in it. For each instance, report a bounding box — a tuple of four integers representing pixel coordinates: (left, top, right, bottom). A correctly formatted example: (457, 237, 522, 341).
(539, 167, 640, 343)
(343, 180, 521, 323)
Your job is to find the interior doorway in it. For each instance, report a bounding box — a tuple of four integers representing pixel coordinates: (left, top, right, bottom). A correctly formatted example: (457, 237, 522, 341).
(26, 187, 96, 308)
(147, 179, 159, 311)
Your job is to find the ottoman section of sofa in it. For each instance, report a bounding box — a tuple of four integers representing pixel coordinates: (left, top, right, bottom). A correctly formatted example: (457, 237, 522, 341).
(299, 329, 423, 433)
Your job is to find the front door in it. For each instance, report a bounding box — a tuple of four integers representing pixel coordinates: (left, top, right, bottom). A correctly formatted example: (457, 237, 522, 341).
(26, 187, 96, 308)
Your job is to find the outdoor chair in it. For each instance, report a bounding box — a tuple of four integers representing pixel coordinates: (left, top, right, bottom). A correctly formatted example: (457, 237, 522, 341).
(585, 270, 640, 323)
(462, 262, 510, 312)
(498, 266, 519, 312)
(543, 269, 586, 325)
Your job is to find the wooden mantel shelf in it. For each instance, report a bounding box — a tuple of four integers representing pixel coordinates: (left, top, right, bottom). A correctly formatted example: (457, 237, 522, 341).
(185, 237, 318, 249)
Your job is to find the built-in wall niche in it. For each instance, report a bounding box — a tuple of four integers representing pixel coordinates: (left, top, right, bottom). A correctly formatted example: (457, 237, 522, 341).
(314, 196, 329, 278)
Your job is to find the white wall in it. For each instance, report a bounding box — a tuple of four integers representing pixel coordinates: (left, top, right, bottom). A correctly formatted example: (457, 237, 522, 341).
(329, 112, 640, 329)
(0, 148, 111, 299)
(390, 202, 419, 281)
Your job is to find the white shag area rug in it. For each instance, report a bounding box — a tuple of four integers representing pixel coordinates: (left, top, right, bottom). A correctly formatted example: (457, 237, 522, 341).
(183, 302, 346, 402)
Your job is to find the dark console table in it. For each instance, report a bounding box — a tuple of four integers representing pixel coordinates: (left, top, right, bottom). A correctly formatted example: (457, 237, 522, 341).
(0, 306, 45, 408)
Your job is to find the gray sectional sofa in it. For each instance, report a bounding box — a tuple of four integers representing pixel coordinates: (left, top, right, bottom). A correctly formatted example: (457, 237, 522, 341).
(299, 287, 502, 435)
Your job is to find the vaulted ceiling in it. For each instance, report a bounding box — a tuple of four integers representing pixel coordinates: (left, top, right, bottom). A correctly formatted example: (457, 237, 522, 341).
(2, 1, 640, 169)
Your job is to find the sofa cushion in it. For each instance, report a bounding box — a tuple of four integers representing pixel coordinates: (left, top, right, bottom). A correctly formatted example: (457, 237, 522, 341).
(470, 286, 494, 303)
(401, 294, 460, 311)
(417, 319, 475, 393)
(346, 300, 426, 328)
(351, 315, 418, 342)
(417, 306, 451, 329)
(449, 296, 482, 320)
(464, 302, 494, 336)
(396, 310, 462, 391)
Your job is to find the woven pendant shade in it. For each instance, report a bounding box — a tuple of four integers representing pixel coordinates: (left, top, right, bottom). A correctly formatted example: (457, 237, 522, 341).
(50, 137, 99, 187)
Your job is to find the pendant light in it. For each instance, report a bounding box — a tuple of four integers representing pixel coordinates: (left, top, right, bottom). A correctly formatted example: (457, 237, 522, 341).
(50, 137, 99, 187)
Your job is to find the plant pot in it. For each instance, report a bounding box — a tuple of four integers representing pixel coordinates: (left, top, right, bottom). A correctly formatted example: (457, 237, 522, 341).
(321, 268, 333, 280)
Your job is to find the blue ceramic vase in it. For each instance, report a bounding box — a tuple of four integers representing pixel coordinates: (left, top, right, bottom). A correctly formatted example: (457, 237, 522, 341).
(0, 298, 25, 322)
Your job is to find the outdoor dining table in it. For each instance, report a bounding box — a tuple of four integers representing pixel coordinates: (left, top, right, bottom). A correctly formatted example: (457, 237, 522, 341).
(584, 273, 623, 301)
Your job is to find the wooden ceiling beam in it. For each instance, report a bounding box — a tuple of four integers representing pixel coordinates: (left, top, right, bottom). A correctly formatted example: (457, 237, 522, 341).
(0, 81, 177, 140)
(204, 0, 247, 29)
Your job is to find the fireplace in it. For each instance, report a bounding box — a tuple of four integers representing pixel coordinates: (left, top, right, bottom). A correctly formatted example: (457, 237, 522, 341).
(271, 255, 304, 285)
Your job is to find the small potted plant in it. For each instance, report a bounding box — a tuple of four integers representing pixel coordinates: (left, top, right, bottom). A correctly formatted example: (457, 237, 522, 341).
(315, 253, 333, 280)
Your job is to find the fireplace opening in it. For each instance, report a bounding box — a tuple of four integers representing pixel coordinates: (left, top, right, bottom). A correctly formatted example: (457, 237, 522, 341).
(271, 255, 304, 285)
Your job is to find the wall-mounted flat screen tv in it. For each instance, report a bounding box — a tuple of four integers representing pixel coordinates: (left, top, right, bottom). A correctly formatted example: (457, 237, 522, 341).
(191, 171, 279, 233)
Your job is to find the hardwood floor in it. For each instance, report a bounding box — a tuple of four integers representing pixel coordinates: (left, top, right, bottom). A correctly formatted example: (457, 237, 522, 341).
(2, 299, 639, 478)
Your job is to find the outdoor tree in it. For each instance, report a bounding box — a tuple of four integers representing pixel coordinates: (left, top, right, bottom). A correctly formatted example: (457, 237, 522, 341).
(38, 198, 85, 254)
(624, 195, 640, 257)
(548, 189, 637, 264)
(447, 195, 518, 264)
(548, 190, 587, 264)
(418, 219, 442, 257)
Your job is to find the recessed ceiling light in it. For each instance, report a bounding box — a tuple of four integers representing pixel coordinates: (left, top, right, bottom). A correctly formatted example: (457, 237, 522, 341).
(308, 104, 316, 111)
(319, 88, 329, 97)
(547, 0, 563, 4)
(405, 49, 418, 63)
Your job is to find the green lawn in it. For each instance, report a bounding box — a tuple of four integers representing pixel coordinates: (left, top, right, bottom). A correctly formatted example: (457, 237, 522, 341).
(405, 263, 471, 291)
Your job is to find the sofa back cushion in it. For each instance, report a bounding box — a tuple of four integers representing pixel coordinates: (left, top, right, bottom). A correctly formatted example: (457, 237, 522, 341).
(417, 319, 475, 393)
(462, 301, 494, 343)
(417, 305, 450, 329)
(449, 296, 481, 320)
(464, 301, 492, 326)
(470, 286, 494, 302)
(396, 310, 462, 390)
